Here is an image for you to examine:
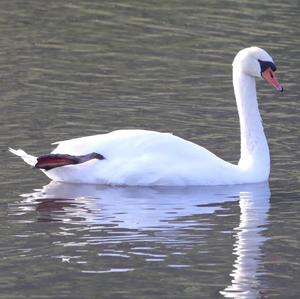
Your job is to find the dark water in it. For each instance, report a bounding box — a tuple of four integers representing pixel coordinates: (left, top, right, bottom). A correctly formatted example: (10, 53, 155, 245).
(1, 0, 300, 298)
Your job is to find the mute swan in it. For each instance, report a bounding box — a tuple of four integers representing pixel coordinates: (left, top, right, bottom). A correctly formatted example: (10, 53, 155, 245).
(10, 47, 283, 186)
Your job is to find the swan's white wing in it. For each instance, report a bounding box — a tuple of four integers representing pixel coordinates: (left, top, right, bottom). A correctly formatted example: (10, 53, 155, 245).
(45, 130, 239, 186)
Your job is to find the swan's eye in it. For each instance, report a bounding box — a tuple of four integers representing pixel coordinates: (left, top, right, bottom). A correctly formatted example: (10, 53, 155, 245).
(258, 59, 277, 74)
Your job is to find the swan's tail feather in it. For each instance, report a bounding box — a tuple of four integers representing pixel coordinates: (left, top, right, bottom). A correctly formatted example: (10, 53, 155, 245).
(9, 148, 38, 167)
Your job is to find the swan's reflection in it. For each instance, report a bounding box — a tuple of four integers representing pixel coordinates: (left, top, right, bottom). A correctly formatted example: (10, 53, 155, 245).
(21, 182, 247, 228)
(221, 184, 270, 299)
(19, 182, 270, 298)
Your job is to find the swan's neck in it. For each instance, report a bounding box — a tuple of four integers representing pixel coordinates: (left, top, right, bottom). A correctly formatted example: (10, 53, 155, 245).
(233, 67, 270, 180)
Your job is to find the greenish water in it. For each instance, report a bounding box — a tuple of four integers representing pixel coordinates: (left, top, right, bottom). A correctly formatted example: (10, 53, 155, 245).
(1, 0, 300, 298)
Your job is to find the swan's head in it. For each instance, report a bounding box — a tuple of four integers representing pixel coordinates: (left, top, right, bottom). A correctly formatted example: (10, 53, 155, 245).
(233, 47, 283, 92)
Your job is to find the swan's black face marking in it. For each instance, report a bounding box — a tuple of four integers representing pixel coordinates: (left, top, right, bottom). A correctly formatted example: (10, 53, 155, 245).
(258, 59, 276, 74)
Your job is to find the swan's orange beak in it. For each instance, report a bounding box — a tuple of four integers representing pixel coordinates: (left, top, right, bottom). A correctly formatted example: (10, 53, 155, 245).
(262, 68, 283, 92)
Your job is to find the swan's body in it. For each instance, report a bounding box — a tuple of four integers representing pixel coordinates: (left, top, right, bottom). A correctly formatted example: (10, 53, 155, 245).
(10, 47, 283, 186)
(46, 129, 242, 185)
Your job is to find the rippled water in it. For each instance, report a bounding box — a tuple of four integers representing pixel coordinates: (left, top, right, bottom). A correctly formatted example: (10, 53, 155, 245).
(1, 0, 300, 298)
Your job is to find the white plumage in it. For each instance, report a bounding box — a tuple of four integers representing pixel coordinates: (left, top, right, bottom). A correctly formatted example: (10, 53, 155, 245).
(47, 129, 240, 185)
(10, 47, 283, 186)
(9, 148, 37, 167)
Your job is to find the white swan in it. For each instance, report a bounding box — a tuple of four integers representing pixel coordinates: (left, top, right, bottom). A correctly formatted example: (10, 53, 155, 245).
(10, 47, 283, 186)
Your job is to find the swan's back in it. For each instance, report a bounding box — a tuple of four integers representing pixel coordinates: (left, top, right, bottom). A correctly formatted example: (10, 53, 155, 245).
(48, 130, 238, 186)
